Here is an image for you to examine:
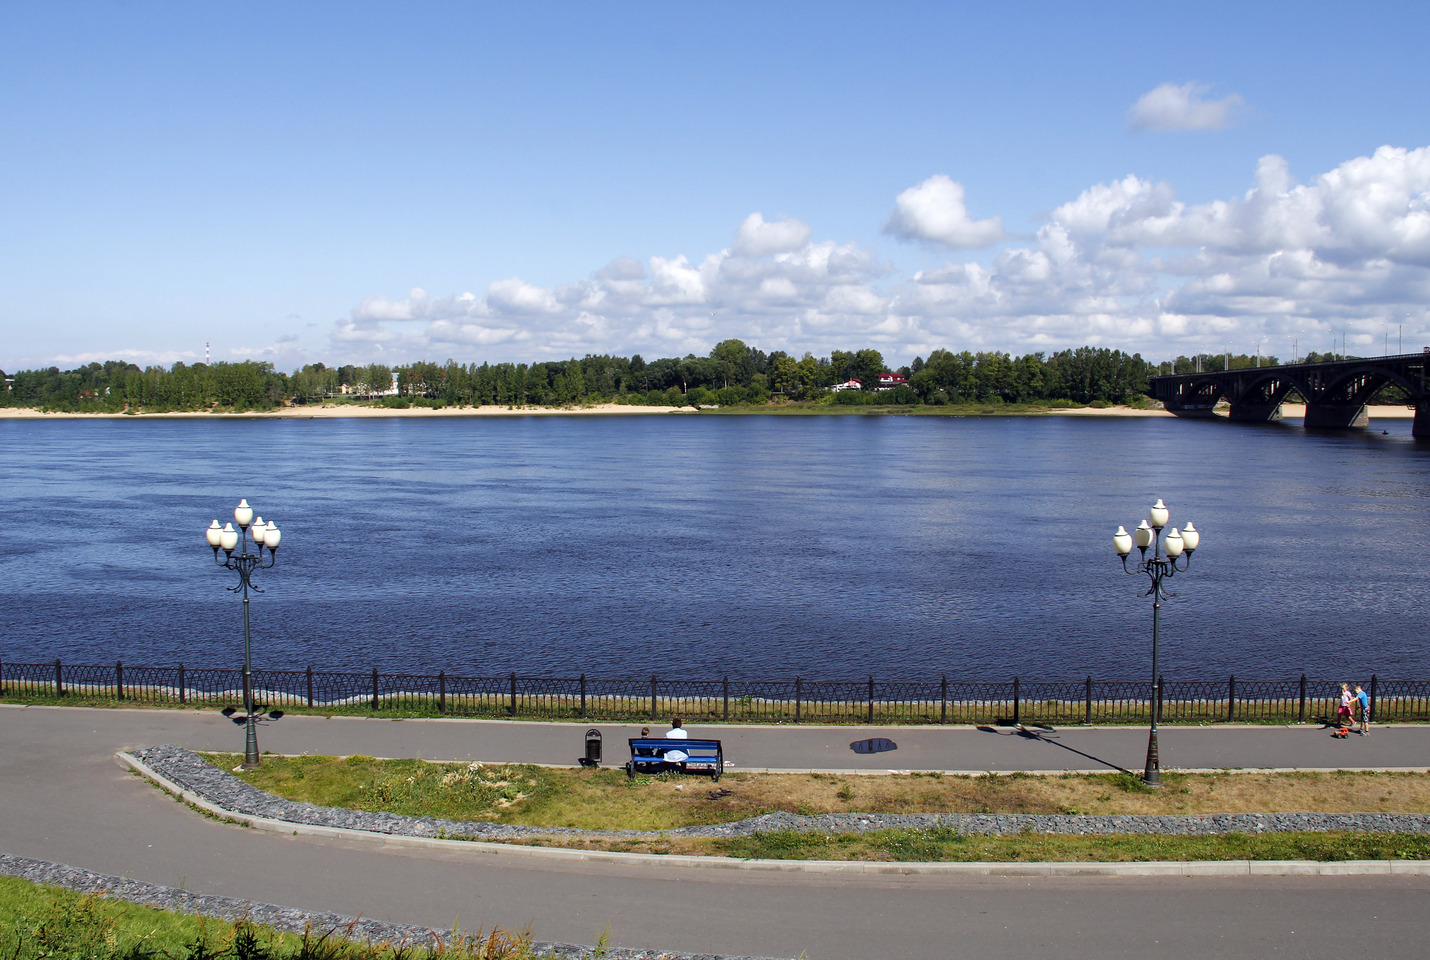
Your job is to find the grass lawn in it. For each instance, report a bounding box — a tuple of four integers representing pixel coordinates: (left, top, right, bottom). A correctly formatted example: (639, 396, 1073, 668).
(219, 755, 1430, 862)
(0, 874, 540, 959)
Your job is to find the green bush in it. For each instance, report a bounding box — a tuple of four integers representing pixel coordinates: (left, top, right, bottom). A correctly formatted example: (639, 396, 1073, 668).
(883, 385, 922, 405)
(715, 385, 748, 406)
(833, 389, 871, 405)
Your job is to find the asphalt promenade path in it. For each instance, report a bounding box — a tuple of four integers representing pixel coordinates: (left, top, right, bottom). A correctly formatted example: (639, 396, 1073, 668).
(4, 704, 1430, 959)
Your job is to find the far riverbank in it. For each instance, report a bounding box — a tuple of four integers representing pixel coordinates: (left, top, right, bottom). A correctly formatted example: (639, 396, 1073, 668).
(0, 402, 1415, 420)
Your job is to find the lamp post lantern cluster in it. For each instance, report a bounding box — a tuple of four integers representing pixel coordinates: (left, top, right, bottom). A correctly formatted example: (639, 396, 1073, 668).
(205, 499, 281, 768)
(1113, 499, 1200, 786)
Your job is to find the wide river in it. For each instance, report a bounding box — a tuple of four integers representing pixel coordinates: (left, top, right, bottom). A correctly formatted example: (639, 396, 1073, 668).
(2, 412, 1427, 682)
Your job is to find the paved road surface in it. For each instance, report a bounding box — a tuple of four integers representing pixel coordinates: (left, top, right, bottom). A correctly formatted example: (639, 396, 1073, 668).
(4, 705, 1428, 959)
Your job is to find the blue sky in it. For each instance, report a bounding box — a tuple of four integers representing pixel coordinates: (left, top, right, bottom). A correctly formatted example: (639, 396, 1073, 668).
(3, 1, 1429, 372)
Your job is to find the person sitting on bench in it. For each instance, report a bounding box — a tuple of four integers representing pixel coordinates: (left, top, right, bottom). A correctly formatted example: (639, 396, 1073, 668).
(664, 717, 688, 764)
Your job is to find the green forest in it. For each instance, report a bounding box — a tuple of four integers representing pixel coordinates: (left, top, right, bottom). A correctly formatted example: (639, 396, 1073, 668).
(0, 340, 1302, 413)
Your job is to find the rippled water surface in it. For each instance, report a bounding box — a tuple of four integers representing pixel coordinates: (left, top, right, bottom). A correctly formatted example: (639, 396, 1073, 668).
(2, 413, 1427, 680)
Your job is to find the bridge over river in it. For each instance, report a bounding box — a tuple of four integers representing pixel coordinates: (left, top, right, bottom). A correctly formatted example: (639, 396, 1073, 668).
(1149, 350, 1430, 437)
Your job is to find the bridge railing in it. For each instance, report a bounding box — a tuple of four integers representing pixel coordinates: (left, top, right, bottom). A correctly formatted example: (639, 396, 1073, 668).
(2, 659, 1422, 726)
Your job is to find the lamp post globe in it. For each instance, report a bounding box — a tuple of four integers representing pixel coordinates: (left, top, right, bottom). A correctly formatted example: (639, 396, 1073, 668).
(1113, 500, 1200, 786)
(205, 499, 281, 769)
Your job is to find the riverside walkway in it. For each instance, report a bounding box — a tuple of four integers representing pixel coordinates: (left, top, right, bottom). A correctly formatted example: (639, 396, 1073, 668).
(4, 705, 1430, 959)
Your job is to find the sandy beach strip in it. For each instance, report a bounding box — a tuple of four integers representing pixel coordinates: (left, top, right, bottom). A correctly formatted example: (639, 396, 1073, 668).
(0, 402, 694, 420)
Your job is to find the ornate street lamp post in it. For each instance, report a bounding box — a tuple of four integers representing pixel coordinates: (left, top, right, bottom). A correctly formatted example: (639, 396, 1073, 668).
(205, 499, 281, 768)
(1113, 500, 1200, 786)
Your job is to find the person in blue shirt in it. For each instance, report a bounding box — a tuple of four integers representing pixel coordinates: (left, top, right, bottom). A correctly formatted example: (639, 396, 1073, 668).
(1354, 684, 1371, 735)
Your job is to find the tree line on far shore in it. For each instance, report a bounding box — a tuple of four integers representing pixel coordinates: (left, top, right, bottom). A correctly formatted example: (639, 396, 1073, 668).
(0, 340, 1310, 414)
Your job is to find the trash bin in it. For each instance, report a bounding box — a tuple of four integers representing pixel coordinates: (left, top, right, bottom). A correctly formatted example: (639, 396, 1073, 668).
(580, 728, 602, 767)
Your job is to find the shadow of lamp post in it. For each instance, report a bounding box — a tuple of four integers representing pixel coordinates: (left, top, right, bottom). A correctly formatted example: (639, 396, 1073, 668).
(1113, 499, 1199, 787)
(205, 499, 281, 769)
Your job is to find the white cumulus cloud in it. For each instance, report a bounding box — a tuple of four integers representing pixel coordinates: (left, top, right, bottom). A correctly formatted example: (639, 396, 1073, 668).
(882, 175, 1007, 249)
(486, 278, 563, 316)
(732, 213, 813, 257)
(1128, 82, 1246, 132)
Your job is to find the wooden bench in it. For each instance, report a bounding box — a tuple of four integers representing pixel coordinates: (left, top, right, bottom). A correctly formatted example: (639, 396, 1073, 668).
(625, 737, 724, 781)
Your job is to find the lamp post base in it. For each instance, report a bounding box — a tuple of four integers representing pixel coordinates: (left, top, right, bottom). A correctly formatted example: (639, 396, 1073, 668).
(243, 714, 261, 769)
(1143, 729, 1162, 787)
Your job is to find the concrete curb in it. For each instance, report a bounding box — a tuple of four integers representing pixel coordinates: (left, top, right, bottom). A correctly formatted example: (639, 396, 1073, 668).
(116, 750, 1430, 879)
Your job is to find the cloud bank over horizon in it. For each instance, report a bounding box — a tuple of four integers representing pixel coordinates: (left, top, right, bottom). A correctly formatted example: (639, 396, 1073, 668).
(328, 144, 1430, 369)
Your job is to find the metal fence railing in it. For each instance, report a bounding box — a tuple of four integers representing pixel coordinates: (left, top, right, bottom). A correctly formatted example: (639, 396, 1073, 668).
(2, 658, 1423, 726)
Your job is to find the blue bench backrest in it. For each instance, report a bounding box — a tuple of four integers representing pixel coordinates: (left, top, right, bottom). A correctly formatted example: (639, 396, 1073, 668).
(628, 737, 723, 773)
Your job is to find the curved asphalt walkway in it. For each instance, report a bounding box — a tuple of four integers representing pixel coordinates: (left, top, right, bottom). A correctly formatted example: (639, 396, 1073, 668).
(5, 705, 1430, 960)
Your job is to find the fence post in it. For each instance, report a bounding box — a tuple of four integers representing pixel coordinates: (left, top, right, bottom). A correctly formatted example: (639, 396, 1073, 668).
(580, 673, 587, 719)
(438, 671, 446, 714)
(1012, 677, 1020, 726)
(371, 669, 380, 711)
(723, 675, 729, 722)
(306, 665, 314, 708)
(0, 658, 5, 695)
(867, 675, 875, 724)
(178, 663, 186, 704)
(649, 675, 658, 722)
(940, 675, 948, 725)
(55, 659, 63, 698)
(1227, 674, 1236, 722)
(1085, 676, 1093, 726)
(1370, 674, 1379, 722)
(794, 676, 801, 723)
(1298, 674, 1307, 723)
(511, 673, 519, 717)
(116, 661, 124, 702)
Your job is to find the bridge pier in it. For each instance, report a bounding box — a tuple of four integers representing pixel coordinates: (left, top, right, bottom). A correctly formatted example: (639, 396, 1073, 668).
(1303, 403, 1369, 429)
(1415, 402, 1430, 439)
(1227, 402, 1284, 423)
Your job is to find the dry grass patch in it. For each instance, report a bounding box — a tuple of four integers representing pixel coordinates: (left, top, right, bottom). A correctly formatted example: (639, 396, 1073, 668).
(669, 769, 1430, 818)
(221, 756, 1430, 830)
(212, 757, 1430, 863)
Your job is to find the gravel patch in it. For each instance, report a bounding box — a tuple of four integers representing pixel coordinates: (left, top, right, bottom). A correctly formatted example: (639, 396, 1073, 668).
(132, 745, 1430, 841)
